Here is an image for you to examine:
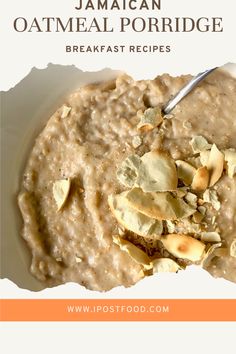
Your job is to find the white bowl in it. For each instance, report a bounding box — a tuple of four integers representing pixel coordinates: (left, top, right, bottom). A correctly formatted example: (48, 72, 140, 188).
(1, 63, 235, 291)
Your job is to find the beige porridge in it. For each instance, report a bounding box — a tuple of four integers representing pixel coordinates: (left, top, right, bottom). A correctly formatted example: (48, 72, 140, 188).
(18, 69, 236, 291)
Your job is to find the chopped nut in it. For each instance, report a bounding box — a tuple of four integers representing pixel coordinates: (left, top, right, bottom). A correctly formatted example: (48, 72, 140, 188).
(191, 166, 209, 191)
(175, 160, 196, 185)
(200, 150, 210, 166)
(132, 135, 142, 148)
(192, 211, 204, 223)
(137, 150, 178, 192)
(113, 235, 152, 270)
(183, 120, 192, 129)
(198, 206, 206, 215)
(175, 187, 188, 198)
(224, 149, 236, 178)
(125, 188, 196, 220)
(190, 136, 212, 153)
(164, 114, 174, 120)
(203, 189, 221, 211)
(160, 119, 170, 130)
(165, 220, 176, 233)
(152, 258, 182, 273)
(201, 232, 221, 243)
(61, 105, 71, 118)
(202, 242, 222, 266)
(198, 198, 204, 206)
(53, 179, 71, 211)
(117, 150, 178, 192)
(185, 192, 198, 208)
(207, 144, 224, 187)
(108, 192, 163, 238)
(160, 233, 206, 262)
(137, 107, 163, 132)
(175, 217, 202, 234)
(211, 216, 216, 225)
(116, 154, 141, 188)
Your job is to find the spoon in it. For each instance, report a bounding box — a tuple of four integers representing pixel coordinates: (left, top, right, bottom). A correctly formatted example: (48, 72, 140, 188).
(163, 67, 218, 115)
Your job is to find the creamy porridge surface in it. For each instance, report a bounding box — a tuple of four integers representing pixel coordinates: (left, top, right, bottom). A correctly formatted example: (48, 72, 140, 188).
(18, 70, 236, 291)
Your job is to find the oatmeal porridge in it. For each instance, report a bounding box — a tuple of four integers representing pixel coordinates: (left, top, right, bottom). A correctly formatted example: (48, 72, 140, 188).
(18, 69, 236, 291)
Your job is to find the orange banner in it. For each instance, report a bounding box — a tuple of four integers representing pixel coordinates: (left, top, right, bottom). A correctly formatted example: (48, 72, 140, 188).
(1, 299, 236, 321)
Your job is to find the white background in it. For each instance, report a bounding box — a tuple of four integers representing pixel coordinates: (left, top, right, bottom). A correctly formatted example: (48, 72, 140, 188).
(1, 0, 236, 89)
(0, 322, 235, 354)
(1, 0, 236, 351)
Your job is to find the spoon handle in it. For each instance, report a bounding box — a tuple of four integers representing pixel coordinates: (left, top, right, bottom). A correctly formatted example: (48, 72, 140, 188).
(163, 67, 217, 115)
